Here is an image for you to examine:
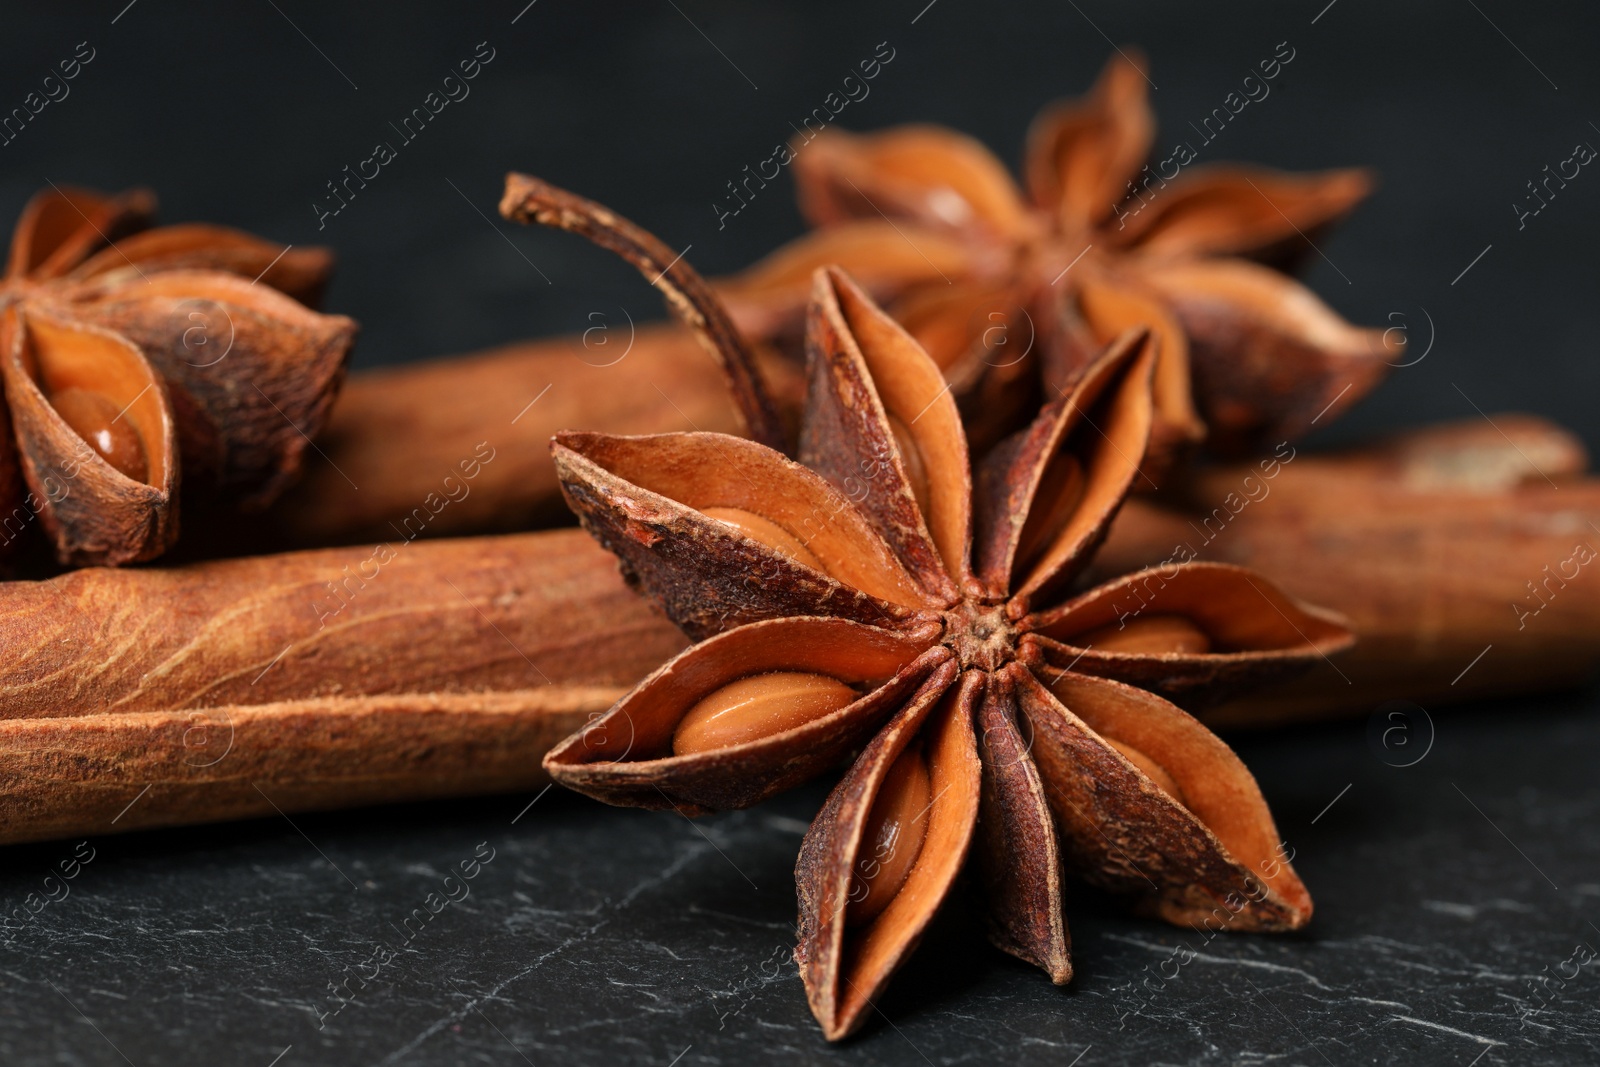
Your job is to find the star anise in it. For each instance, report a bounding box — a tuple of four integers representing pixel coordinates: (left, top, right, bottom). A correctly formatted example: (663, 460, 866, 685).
(717, 49, 1400, 462)
(504, 176, 1354, 1040)
(0, 184, 355, 567)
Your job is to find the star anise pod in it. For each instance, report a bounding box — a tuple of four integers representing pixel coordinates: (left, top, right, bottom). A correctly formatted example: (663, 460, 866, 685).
(504, 176, 1354, 1040)
(0, 184, 355, 566)
(717, 49, 1400, 462)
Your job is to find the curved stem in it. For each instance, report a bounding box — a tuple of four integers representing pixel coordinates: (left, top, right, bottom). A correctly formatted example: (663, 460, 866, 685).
(499, 173, 785, 450)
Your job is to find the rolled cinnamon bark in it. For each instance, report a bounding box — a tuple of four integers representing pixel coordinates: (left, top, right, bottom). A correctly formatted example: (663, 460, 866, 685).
(13, 417, 1595, 846)
(1093, 416, 1600, 727)
(270, 324, 799, 548)
(0, 529, 685, 845)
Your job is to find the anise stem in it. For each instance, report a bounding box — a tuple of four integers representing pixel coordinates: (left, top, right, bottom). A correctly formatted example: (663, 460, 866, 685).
(499, 173, 786, 450)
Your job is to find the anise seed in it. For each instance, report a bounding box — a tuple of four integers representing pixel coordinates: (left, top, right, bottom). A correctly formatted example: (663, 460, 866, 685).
(846, 740, 931, 926)
(702, 506, 825, 572)
(50, 386, 148, 483)
(673, 671, 857, 756)
(886, 413, 930, 518)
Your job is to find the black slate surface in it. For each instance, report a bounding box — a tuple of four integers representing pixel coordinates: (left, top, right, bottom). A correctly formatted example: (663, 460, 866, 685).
(2, 2, 1599, 1064)
(8, 698, 1600, 1065)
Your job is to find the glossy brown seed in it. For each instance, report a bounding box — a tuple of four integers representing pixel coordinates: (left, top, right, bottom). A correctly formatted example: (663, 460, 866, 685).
(702, 506, 825, 571)
(673, 671, 858, 756)
(846, 741, 932, 926)
(1014, 454, 1085, 569)
(50, 386, 148, 483)
(886, 412, 930, 518)
(1077, 614, 1212, 655)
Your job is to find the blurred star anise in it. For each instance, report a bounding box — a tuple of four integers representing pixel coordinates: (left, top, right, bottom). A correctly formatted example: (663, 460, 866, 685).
(0, 185, 355, 566)
(506, 176, 1353, 1040)
(717, 49, 1400, 463)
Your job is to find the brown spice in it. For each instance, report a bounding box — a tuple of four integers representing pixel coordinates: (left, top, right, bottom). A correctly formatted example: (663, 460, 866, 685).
(0, 185, 355, 567)
(672, 672, 857, 756)
(716, 50, 1397, 463)
(508, 178, 1352, 1040)
(845, 740, 930, 926)
(0, 528, 684, 845)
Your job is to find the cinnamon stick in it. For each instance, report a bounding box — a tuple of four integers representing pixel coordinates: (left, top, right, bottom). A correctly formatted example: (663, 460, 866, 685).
(267, 323, 799, 549)
(0, 529, 684, 845)
(1093, 416, 1600, 726)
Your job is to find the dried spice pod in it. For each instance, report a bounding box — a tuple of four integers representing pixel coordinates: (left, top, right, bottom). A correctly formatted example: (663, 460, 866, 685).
(1017, 667, 1313, 930)
(716, 49, 1395, 466)
(1028, 562, 1352, 706)
(553, 429, 937, 637)
(0, 184, 355, 566)
(0, 306, 177, 562)
(516, 185, 1352, 1040)
(70, 222, 333, 308)
(544, 618, 950, 814)
(795, 670, 983, 1029)
(1094, 416, 1600, 726)
(0, 527, 685, 846)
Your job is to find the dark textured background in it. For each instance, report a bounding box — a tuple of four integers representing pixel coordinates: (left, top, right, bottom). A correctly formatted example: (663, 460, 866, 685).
(3, 2, 1599, 1064)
